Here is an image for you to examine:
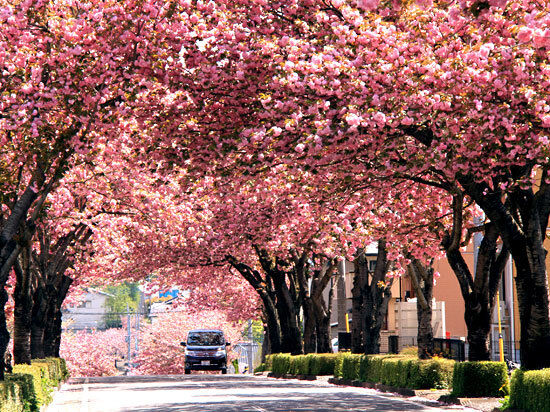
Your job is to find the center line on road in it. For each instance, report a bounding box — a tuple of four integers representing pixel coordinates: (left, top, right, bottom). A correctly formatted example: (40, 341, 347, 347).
(79, 377, 89, 412)
(252, 406, 266, 412)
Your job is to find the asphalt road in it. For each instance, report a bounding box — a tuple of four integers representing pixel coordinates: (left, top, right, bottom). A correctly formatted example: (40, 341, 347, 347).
(45, 374, 481, 412)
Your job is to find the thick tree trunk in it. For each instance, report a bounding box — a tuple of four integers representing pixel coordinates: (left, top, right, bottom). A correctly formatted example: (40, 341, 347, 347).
(257, 250, 302, 355)
(302, 298, 317, 354)
(459, 176, 550, 369)
(13, 267, 34, 364)
(0, 289, 10, 380)
(226, 255, 284, 354)
(363, 282, 393, 354)
(464, 293, 492, 361)
(351, 265, 366, 353)
(46, 276, 71, 357)
(313, 298, 332, 353)
(294, 255, 335, 354)
(30, 286, 48, 359)
(407, 261, 434, 359)
(354, 241, 393, 355)
(260, 293, 282, 354)
(272, 278, 302, 354)
(443, 203, 507, 362)
(13, 298, 33, 364)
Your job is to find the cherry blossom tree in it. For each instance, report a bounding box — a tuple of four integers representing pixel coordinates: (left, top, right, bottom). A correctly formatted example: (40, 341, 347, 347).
(60, 328, 127, 377)
(132, 309, 242, 376)
(0, 0, 190, 376)
(157, 0, 549, 368)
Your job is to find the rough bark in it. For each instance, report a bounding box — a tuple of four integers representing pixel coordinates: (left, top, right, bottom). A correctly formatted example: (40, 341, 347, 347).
(0, 289, 10, 380)
(226, 256, 283, 354)
(310, 259, 336, 353)
(293, 252, 336, 354)
(407, 260, 434, 359)
(442, 192, 508, 361)
(461, 179, 549, 368)
(43, 276, 72, 357)
(256, 249, 302, 355)
(30, 286, 48, 359)
(13, 249, 36, 365)
(353, 241, 393, 355)
(351, 265, 366, 353)
(28, 223, 91, 358)
(406, 127, 550, 370)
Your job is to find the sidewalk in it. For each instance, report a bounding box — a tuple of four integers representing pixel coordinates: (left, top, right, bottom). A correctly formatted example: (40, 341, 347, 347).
(261, 372, 504, 412)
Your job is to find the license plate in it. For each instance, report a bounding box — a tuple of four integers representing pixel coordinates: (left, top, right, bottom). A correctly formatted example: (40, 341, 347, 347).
(201, 360, 210, 366)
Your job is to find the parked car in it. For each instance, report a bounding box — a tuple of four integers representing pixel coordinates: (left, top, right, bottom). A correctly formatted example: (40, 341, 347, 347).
(181, 329, 230, 374)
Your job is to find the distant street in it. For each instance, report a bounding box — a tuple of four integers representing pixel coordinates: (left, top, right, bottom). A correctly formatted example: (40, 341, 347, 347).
(45, 374, 482, 412)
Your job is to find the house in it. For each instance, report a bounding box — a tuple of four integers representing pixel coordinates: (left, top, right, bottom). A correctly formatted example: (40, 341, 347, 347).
(62, 288, 114, 330)
(330, 238, 521, 362)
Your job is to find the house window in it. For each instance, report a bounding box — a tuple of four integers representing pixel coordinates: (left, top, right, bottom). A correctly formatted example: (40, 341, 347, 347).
(78, 300, 92, 309)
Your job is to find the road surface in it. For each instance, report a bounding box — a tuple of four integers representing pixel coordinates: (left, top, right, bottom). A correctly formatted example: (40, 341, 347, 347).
(45, 374, 481, 412)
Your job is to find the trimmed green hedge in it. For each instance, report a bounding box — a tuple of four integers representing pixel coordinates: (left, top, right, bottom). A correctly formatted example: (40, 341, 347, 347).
(0, 373, 38, 412)
(288, 355, 310, 375)
(308, 353, 338, 376)
(268, 352, 453, 390)
(452, 361, 508, 397)
(7, 357, 68, 411)
(271, 353, 292, 375)
(509, 368, 550, 412)
(12, 364, 52, 407)
(336, 353, 454, 389)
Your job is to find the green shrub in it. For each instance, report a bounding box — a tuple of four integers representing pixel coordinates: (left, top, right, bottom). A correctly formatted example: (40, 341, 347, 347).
(509, 368, 550, 412)
(3, 373, 38, 412)
(58, 358, 69, 381)
(341, 354, 362, 381)
(380, 357, 415, 388)
(359, 355, 453, 389)
(333, 353, 347, 378)
(399, 346, 418, 356)
(309, 353, 339, 376)
(361, 355, 395, 383)
(31, 360, 60, 387)
(264, 354, 274, 370)
(452, 361, 508, 397)
(254, 363, 266, 373)
(288, 355, 310, 375)
(12, 364, 52, 407)
(410, 357, 455, 389)
(271, 353, 292, 375)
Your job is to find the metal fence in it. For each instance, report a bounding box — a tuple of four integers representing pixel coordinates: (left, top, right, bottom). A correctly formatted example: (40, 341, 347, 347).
(232, 342, 260, 373)
(433, 338, 466, 361)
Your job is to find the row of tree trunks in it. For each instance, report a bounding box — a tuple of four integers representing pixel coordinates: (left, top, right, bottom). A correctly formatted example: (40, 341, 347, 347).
(11, 224, 90, 364)
(229, 247, 338, 356)
(255, 248, 303, 355)
(0, 183, 42, 380)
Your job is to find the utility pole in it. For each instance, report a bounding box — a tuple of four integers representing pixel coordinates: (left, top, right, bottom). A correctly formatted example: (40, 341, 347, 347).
(135, 312, 140, 353)
(126, 304, 131, 371)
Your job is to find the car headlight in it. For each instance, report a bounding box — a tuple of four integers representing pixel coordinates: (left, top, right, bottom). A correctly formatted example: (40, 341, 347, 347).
(216, 348, 225, 355)
(185, 349, 196, 356)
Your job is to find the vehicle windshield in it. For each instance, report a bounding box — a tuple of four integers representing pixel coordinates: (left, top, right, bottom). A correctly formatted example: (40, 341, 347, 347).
(187, 332, 224, 346)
